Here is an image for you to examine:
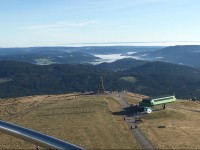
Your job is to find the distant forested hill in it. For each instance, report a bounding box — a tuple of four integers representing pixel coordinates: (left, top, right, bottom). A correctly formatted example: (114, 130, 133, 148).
(96, 58, 147, 71)
(0, 60, 200, 99)
(0, 47, 100, 65)
(140, 45, 200, 68)
(0, 60, 117, 98)
(0, 46, 162, 65)
(121, 61, 200, 98)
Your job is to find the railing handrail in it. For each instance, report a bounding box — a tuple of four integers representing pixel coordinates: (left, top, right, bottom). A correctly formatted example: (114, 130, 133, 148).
(0, 120, 84, 150)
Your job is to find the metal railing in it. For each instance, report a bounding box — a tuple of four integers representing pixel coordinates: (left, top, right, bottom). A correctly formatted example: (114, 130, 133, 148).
(0, 120, 84, 150)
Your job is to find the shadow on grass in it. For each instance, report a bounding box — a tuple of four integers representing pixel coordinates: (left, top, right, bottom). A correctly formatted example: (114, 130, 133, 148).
(112, 106, 136, 117)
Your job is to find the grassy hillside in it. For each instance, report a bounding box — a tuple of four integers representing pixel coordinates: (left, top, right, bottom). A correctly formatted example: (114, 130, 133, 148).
(1, 92, 200, 149)
(124, 93, 200, 149)
(0, 94, 140, 149)
(125, 93, 200, 149)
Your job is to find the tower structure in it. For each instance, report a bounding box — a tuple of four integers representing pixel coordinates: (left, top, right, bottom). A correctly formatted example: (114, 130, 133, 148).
(97, 76, 105, 93)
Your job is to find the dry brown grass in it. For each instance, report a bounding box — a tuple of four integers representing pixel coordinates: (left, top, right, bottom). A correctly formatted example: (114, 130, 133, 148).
(0, 94, 140, 149)
(168, 99, 200, 111)
(125, 92, 148, 104)
(104, 96, 141, 148)
(122, 92, 200, 149)
(138, 100, 200, 149)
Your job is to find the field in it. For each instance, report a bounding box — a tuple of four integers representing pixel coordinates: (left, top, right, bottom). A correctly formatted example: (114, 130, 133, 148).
(35, 58, 54, 65)
(0, 94, 140, 149)
(0, 78, 12, 84)
(120, 76, 137, 83)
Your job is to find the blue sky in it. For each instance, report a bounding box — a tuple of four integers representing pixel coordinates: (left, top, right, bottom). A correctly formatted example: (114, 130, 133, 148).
(0, 0, 200, 47)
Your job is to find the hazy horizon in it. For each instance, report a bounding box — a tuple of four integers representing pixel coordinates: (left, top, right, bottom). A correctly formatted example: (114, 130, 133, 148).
(1, 41, 200, 48)
(0, 0, 200, 47)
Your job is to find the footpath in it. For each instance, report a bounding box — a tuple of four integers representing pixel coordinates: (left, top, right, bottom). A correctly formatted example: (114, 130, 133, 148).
(111, 92, 154, 150)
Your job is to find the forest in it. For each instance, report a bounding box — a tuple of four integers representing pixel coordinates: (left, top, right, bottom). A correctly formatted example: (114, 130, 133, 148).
(1, 60, 200, 99)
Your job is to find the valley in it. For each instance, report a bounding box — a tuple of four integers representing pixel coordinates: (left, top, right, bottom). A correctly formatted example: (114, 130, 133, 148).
(1, 45, 200, 68)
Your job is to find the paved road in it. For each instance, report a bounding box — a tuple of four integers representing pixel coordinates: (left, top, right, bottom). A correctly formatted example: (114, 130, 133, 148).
(111, 92, 154, 150)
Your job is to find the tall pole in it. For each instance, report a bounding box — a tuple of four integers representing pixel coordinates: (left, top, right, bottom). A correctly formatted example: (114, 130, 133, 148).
(97, 76, 105, 93)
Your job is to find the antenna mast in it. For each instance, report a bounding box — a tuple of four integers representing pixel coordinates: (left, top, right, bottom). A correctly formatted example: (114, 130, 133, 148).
(97, 76, 105, 93)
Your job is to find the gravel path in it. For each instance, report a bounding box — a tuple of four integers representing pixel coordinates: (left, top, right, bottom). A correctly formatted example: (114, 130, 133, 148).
(111, 92, 154, 150)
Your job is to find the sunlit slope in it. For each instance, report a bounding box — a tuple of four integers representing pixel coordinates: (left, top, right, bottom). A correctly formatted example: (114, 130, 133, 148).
(139, 100, 200, 149)
(0, 94, 140, 149)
